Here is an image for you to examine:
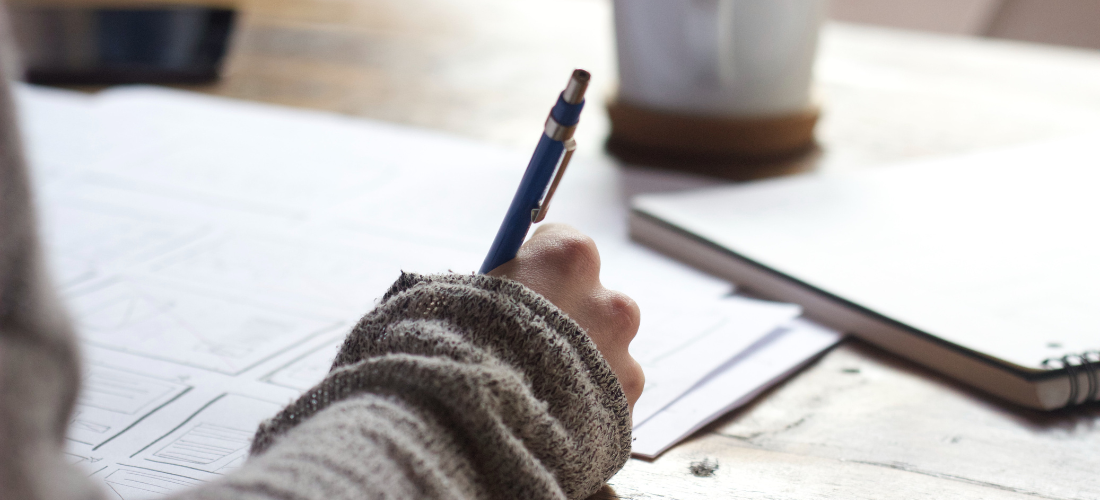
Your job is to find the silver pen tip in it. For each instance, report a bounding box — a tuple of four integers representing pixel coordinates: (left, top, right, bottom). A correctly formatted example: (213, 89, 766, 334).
(563, 69, 590, 105)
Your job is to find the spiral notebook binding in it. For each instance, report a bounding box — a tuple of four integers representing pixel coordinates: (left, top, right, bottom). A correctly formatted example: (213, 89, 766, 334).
(1042, 351, 1100, 408)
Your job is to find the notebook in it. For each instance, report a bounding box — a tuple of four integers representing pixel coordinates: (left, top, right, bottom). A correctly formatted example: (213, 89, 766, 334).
(630, 132, 1100, 410)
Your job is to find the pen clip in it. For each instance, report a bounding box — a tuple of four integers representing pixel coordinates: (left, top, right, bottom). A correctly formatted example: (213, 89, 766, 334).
(531, 138, 576, 223)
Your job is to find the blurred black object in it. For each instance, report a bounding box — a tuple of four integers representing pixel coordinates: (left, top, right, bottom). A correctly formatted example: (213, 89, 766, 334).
(11, 5, 236, 85)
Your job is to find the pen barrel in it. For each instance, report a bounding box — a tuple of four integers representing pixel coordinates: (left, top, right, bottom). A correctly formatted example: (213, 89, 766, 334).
(551, 93, 585, 128)
(479, 134, 565, 274)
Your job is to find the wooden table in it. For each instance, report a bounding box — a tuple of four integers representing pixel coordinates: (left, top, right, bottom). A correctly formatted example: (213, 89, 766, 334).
(183, 0, 1100, 498)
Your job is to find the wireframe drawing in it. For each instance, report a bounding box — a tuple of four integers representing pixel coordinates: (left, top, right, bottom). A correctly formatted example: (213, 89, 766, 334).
(262, 337, 343, 391)
(67, 365, 190, 446)
(102, 466, 204, 499)
(153, 424, 253, 466)
(38, 197, 205, 287)
(68, 279, 339, 374)
(136, 394, 283, 474)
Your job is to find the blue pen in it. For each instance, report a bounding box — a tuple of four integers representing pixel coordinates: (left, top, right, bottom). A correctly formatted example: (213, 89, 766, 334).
(479, 69, 590, 274)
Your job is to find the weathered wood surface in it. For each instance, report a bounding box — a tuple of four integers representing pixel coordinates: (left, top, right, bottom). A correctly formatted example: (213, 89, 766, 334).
(200, 0, 1100, 171)
(51, 0, 1100, 497)
(609, 341, 1100, 499)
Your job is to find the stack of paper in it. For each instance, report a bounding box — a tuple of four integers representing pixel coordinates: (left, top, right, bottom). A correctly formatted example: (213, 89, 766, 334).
(16, 84, 840, 497)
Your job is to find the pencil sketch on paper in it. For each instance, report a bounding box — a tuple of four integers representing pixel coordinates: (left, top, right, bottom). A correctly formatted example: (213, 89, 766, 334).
(37, 198, 206, 288)
(64, 452, 89, 465)
(147, 233, 403, 313)
(135, 394, 284, 475)
(61, 445, 109, 476)
(67, 365, 190, 447)
(153, 424, 253, 470)
(102, 466, 204, 500)
(67, 279, 341, 375)
(262, 337, 344, 392)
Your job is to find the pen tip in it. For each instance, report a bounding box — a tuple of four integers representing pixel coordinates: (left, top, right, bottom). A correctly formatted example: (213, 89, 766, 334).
(563, 69, 590, 105)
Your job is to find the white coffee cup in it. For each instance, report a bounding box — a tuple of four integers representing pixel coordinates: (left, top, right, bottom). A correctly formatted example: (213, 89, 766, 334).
(613, 0, 825, 117)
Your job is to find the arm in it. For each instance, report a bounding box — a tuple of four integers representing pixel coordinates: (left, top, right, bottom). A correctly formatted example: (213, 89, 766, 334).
(178, 225, 644, 500)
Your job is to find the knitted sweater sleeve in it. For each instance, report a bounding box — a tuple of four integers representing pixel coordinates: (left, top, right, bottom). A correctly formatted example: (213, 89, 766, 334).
(175, 272, 633, 500)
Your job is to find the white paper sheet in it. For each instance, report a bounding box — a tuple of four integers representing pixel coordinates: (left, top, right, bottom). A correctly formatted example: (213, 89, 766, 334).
(630, 297, 800, 425)
(15, 84, 828, 497)
(631, 318, 842, 458)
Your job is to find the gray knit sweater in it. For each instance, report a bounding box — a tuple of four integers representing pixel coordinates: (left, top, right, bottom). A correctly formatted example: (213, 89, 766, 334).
(0, 7, 632, 498)
(178, 273, 632, 500)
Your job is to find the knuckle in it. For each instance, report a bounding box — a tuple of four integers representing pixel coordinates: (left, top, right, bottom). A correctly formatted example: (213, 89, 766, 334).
(602, 291, 641, 339)
(542, 233, 600, 278)
(620, 364, 645, 397)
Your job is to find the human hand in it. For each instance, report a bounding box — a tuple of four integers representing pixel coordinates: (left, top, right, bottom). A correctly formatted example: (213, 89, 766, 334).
(487, 223, 644, 413)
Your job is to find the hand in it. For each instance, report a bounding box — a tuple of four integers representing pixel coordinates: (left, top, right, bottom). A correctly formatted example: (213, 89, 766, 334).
(487, 223, 644, 413)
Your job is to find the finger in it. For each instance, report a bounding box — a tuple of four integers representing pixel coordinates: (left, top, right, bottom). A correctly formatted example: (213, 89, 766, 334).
(521, 226, 601, 282)
(530, 222, 574, 237)
(486, 224, 588, 277)
(619, 357, 645, 408)
(591, 289, 640, 347)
